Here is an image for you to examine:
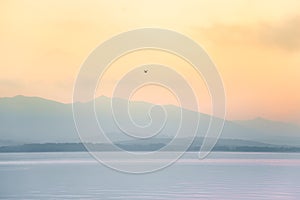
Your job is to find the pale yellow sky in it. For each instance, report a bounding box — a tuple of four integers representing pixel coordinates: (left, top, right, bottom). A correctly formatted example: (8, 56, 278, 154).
(0, 0, 300, 123)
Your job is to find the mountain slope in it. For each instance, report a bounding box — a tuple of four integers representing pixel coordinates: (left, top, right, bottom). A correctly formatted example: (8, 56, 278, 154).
(234, 118, 300, 145)
(0, 95, 299, 146)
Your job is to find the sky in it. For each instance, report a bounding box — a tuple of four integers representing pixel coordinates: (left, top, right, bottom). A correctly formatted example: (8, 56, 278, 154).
(0, 0, 300, 124)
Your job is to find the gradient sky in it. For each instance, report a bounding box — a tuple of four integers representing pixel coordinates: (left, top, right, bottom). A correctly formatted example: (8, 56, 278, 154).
(0, 0, 300, 124)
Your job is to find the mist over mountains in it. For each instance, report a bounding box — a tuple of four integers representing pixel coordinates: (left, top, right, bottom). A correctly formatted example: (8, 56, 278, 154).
(0, 95, 299, 148)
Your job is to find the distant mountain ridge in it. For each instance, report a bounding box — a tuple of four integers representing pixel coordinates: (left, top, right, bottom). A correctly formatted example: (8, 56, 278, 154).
(1, 137, 300, 153)
(0, 95, 299, 147)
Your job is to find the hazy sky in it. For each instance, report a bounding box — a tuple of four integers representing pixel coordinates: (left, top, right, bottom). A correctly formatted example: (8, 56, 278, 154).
(0, 0, 300, 123)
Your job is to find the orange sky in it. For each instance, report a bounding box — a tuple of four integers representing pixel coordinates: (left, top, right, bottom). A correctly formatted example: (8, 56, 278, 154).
(0, 0, 300, 124)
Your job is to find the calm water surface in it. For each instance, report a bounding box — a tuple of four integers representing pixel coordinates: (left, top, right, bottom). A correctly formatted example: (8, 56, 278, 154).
(0, 152, 300, 199)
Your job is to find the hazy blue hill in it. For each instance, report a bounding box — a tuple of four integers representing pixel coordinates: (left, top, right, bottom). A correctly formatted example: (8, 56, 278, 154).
(0, 95, 78, 144)
(234, 118, 300, 145)
(0, 95, 299, 147)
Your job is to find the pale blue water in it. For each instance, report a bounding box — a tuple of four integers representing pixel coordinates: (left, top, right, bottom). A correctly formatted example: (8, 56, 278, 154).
(1, 152, 300, 199)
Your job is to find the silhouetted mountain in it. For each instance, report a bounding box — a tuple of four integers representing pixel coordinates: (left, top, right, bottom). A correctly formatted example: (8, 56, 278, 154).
(234, 117, 300, 145)
(0, 95, 77, 144)
(0, 95, 299, 147)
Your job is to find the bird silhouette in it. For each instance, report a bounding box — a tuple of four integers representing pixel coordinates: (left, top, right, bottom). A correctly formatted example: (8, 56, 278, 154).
(144, 69, 148, 73)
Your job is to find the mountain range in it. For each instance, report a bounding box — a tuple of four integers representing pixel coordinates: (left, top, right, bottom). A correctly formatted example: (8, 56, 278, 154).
(0, 95, 299, 148)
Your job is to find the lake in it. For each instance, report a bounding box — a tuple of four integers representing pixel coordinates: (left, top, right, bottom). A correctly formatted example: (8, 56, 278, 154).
(0, 152, 300, 199)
